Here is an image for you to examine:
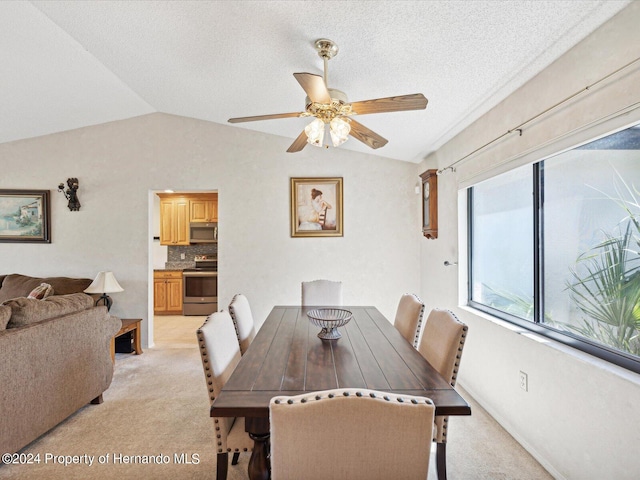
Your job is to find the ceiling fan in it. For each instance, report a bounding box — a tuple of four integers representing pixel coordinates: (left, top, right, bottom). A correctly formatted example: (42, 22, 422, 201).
(228, 39, 428, 153)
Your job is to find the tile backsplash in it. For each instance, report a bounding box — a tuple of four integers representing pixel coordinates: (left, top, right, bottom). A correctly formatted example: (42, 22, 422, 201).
(165, 245, 217, 269)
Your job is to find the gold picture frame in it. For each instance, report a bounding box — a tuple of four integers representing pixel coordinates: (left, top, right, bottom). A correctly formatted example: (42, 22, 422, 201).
(290, 177, 343, 237)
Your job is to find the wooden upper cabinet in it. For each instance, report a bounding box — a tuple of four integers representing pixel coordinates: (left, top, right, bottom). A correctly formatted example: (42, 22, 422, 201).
(189, 194, 218, 223)
(158, 193, 217, 245)
(158, 195, 190, 245)
(175, 200, 189, 244)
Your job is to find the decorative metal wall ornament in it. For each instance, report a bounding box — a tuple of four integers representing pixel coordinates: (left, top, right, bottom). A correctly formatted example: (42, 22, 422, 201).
(58, 178, 81, 211)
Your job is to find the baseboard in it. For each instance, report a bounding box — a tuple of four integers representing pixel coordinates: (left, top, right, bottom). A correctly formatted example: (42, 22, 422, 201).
(458, 381, 565, 480)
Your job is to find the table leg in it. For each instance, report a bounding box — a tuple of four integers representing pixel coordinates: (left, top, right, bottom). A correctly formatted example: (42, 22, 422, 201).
(133, 323, 143, 354)
(245, 417, 270, 480)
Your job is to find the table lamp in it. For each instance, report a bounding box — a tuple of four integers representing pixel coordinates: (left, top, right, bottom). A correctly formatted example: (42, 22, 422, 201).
(84, 271, 124, 311)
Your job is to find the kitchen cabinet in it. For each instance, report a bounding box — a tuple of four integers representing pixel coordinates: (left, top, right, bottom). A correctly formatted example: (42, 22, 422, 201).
(158, 194, 189, 245)
(154, 271, 183, 315)
(189, 194, 218, 223)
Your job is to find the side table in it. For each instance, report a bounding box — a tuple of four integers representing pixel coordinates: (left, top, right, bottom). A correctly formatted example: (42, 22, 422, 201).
(111, 318, 143, 362)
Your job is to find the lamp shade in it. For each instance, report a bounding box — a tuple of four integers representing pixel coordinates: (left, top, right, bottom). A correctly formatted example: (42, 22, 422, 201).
(305, 118, 325, 147)
(84, 271, 124, 294)
(329, 117, 350, 147)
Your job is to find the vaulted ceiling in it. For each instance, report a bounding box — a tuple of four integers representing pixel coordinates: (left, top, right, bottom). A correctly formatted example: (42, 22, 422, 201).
(1, 1, 631, 162)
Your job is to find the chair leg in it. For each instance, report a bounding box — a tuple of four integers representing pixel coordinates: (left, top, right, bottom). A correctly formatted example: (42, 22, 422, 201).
(231, 451, 240, 465)
(216, 452, 228, 480)
(436, 442, 447, 480)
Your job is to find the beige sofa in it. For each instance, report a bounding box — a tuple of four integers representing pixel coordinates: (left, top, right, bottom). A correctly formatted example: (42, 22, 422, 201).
(0, 274, 121, 455)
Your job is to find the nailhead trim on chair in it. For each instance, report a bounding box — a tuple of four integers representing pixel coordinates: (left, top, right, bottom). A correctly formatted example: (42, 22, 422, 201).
(410, 293, 426, 348)
(197, 316, 226, 453)
(436, 309, 468, 444)
(228, 293, 244, 351)
(273, 389, 434, 406)
(197, 314, 253, 458)
(196, 318, 217, 404)
(447, 310, 468, 389)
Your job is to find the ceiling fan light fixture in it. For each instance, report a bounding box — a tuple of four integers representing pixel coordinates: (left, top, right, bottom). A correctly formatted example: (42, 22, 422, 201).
(330, 117, 350, 147)
(228, 38, 428, 154)
(305, 117, 325, 147)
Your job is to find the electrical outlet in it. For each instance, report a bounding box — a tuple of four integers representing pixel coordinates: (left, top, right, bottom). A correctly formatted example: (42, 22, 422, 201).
(180, 253, 185, 260)
(519, 371, 528, 392)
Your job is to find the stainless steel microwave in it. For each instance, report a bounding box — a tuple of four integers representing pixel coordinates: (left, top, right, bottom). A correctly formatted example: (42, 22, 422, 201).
(189, 222, 217, 243)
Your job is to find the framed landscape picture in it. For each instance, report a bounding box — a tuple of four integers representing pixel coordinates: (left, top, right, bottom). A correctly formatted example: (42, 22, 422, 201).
(0, 190, 51, 243)
(290, 177, 343, 238)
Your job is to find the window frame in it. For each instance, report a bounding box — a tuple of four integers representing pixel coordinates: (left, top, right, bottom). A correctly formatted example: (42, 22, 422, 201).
(467, 160, 640, 374)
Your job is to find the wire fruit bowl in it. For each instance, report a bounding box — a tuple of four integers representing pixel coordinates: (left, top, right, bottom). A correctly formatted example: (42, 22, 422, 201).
(306, 308, 353, 340)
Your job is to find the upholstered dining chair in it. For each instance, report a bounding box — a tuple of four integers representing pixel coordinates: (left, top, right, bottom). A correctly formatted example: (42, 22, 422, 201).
(228, 293, 256, 355)
(196, 311, 253, 480)
(301, 279, 343, 306)
(393, 293, 425, 348)
(269, 388, 435, 480)
(417, 308, 468, 480)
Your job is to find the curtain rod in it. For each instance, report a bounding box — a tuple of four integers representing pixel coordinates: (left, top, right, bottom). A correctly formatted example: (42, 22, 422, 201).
(437, 55, 640, 175)
(458, 100, 640, 186)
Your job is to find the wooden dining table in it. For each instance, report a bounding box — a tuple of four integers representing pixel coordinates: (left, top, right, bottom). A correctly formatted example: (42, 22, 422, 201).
(210, 305, 471, 480)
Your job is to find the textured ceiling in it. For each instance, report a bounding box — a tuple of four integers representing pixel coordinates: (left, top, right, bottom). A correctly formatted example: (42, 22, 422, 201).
(0, 0, 631, 162)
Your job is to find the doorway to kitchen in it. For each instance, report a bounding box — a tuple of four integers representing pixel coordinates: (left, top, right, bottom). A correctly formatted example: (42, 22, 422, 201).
(147, 189, 218, 347)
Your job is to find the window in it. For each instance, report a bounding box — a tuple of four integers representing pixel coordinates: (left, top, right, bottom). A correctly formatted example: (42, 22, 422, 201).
(469, 124, 640, 373)
(470, 165, 533, 321)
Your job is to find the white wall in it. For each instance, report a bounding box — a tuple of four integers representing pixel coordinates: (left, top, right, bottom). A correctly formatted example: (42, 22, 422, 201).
(0, 113, 421, 346)
(420, 4, 640, 479)
(151, 193, 167, 269)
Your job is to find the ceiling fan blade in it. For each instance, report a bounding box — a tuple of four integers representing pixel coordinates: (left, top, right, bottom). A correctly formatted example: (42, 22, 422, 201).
(349, 119, 388, 149)
(228, 112, 303, 123)
(350, 93, 428, 115)
(286, 129, 309, 153)
(293, 73, 331, 104)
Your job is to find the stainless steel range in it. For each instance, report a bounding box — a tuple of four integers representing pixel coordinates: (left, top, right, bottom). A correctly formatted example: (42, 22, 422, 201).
(182, 255, 217, 316)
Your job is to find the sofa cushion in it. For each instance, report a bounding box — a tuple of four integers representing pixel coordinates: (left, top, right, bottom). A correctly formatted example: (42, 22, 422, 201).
(0, 305, 10, 330)
(28, 283, 54, 300)
(0, 274, 92, 303)
(4, 293, 95, 328)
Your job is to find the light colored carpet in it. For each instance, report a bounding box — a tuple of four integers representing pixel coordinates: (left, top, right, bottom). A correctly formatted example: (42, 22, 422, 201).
(0, 315, 552, 480)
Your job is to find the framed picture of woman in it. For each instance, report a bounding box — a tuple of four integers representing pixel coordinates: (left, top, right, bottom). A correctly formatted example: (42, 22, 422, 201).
(290, 177, 343, 238)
